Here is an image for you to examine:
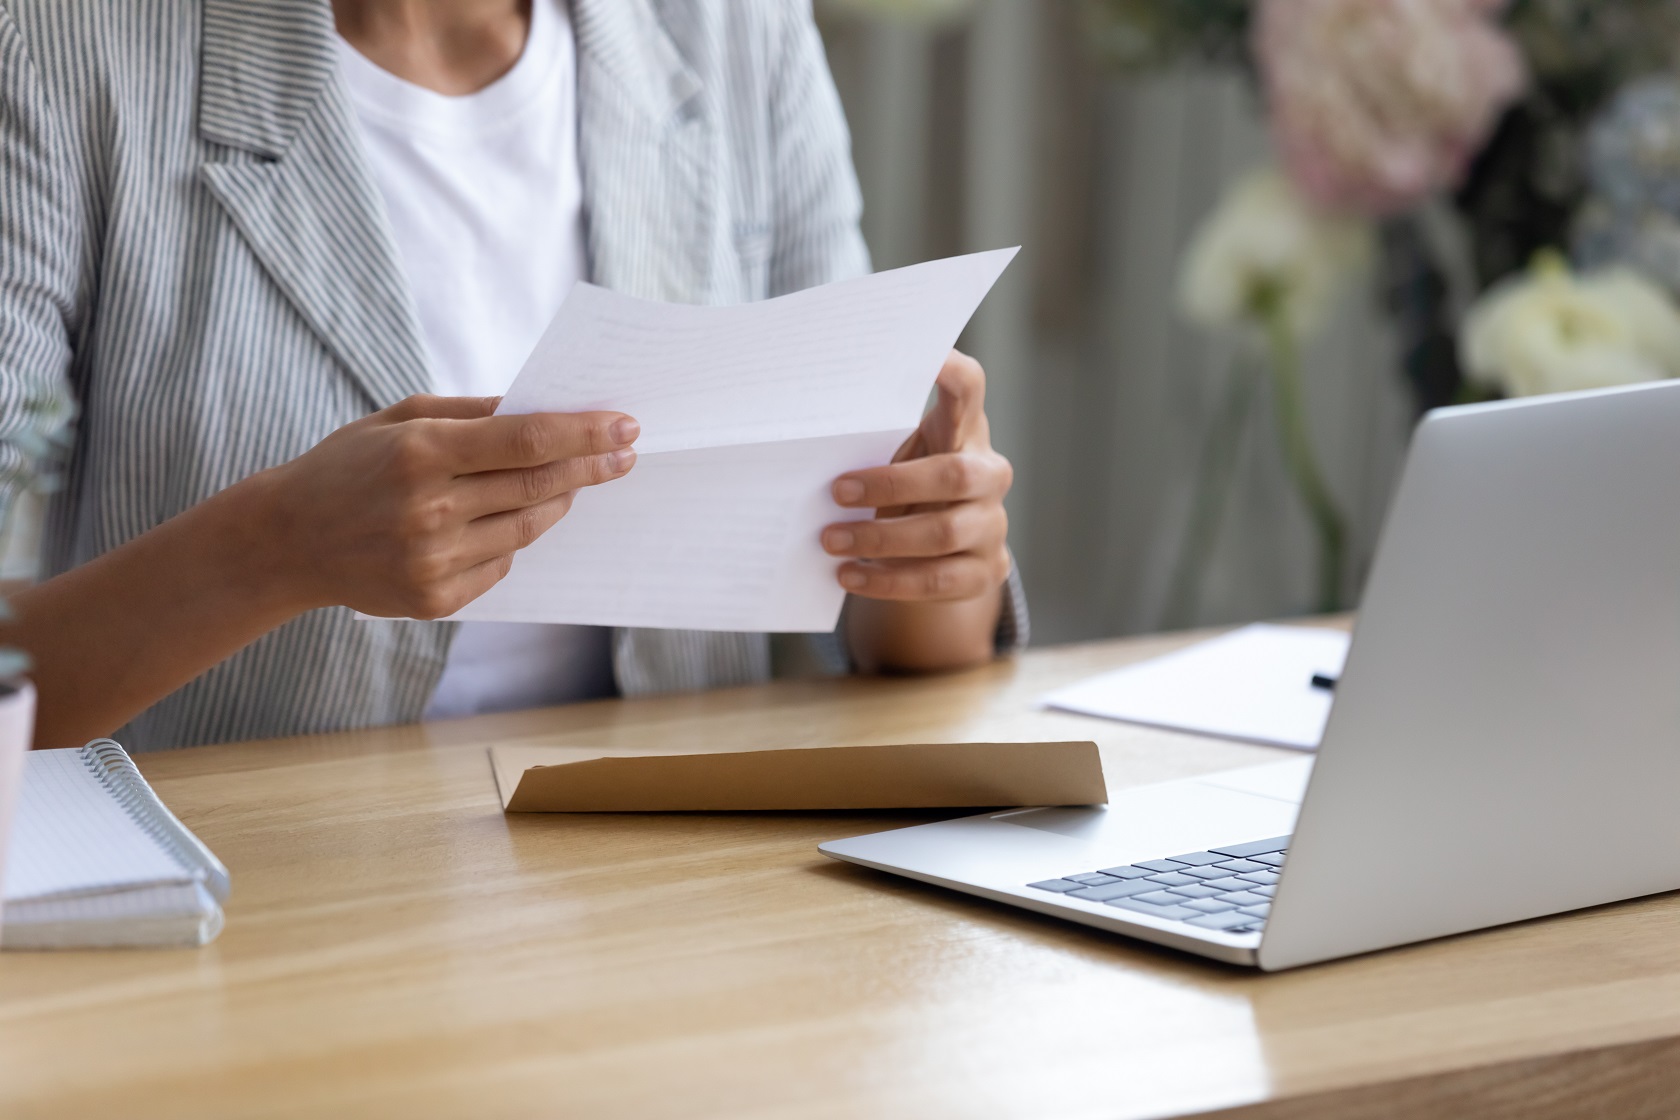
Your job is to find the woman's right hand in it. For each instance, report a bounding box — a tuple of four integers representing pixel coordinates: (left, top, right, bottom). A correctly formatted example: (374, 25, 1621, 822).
(252, 394, 638, 619)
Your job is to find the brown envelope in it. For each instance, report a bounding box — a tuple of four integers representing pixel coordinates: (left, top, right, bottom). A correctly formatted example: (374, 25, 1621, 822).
(490, 741, 1107, 812)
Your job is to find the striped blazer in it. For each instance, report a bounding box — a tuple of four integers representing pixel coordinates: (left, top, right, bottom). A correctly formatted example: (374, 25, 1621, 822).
(0, 0, 1027, 751)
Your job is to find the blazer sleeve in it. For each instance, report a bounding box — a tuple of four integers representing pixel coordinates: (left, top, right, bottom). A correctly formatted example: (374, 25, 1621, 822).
(0, 3, 80, 520)
(761, 3, 1029, 658)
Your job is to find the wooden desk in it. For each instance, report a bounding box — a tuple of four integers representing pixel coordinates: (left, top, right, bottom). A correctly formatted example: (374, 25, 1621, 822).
(2, 628, 1678, 1119)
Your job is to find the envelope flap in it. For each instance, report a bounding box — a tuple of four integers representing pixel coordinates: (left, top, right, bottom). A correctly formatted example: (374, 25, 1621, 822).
(490, 741, 1106, 812)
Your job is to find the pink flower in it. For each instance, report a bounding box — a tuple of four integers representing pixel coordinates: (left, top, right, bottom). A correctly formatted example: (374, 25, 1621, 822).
(1255, 0, 1526, 217)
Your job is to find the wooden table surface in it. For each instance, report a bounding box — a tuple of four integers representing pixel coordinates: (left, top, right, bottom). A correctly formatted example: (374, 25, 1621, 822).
(2, 626, 1678, 1119)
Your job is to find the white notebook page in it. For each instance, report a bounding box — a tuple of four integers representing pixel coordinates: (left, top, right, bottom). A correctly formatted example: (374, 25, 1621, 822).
(1040, 624, 1351, 751)
(3, 749, 189, 902)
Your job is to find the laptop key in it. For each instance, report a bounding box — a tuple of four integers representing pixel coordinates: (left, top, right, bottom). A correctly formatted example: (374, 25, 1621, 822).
(1164, 851, 1227, 866)
(1209, 836, 1292, 859)
(1066, 880, 1164, 903)
(1200, 876, 1252, 893)
(1065, 872, 1121, 885)
(1183, 897, 1237, 913)
(1165, 883, 1224, 899)
(1250, 852, 1287, 868)
(1027, 879, 1084, 893)
(1252, 885, 1277, 898)
(1220, 890, 1270, 908)
(1131, 890, 1190, 907)
(1186, 910, 1258, 931)
(1213, 859, 1267, 874)
(1105, 898, 1201, 921)
(1237, 870, 1280, 885)
(1239, 903, 1272, 918)
(1095, 865, 1156, 880)
(1134, 859, 1187, 873)
(1143, 872, 1199, 888)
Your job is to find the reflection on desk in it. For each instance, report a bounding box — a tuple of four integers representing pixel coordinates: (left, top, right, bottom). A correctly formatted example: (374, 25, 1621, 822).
(0, 622, 1677, 1119)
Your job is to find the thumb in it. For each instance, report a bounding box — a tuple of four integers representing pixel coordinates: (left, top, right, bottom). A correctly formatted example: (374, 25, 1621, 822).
(923, 352, 989, 452)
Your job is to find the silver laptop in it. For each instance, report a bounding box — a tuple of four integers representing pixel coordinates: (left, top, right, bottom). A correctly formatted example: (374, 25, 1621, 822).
(821, 379, 1680, 970)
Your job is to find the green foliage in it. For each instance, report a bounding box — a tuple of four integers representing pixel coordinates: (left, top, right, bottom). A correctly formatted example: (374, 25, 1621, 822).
(0, 393, 74, 507)
(1506, 0, 1680, 120)
(1079, 0, 1680, 102)
(0, 387, 76, 678)
(1079, 0, 1253, 71)
(0, 650, 28, 681)
(1457, 0, 1680, 290)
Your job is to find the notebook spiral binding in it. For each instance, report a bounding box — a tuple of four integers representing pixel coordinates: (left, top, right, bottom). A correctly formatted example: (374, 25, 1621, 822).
(76, 739, 232, 902)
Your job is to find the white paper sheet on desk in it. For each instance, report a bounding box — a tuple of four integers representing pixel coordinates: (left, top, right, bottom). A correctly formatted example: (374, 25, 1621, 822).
(1039, 624, 1351, 751)
(446, 247, 1018, 631)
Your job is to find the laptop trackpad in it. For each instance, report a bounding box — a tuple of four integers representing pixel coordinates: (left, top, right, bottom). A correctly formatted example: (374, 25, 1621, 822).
(993, 759, 1311, 857)
(1198, 756, 1313, 803)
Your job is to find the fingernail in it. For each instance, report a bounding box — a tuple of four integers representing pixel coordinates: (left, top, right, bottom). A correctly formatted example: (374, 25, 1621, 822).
(840, 568, 866, 590)
(834, 479, 865, 505)
(611, 417, 640, 445)
(825, 528, 854, 553)
(610, 448, 636, 471)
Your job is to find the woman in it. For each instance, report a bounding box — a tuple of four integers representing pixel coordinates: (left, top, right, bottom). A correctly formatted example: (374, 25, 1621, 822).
(0, 0, 1024, 751)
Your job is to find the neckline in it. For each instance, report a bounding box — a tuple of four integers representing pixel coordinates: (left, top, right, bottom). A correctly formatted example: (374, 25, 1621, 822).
(334, 0, 567, 138)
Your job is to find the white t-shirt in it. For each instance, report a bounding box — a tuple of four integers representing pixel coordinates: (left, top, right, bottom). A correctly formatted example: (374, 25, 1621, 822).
(337, 0, 615, 719)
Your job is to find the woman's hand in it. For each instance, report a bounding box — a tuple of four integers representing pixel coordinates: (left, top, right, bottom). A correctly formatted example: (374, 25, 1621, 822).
(255, 395, 638, 619)
(10, 393, 641, 748)
(823, 351, 1014, 671)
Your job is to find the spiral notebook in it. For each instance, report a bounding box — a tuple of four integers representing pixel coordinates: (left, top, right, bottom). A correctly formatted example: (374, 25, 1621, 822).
(2, 741, 230, 949)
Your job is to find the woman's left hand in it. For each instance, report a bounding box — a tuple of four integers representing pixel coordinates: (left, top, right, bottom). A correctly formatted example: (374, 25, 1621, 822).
(822, 350, 1013, 602)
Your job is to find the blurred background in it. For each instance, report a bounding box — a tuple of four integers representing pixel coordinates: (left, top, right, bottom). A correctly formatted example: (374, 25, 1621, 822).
(814, 0, 1680, 646)
(9, 0, 1679, 655)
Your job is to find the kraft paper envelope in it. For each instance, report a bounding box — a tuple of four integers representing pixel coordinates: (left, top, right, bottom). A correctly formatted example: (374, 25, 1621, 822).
(490, 741, 1107, 812)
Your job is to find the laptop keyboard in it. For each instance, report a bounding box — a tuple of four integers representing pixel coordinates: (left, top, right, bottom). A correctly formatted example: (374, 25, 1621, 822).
(1026, 835, 1290, 935)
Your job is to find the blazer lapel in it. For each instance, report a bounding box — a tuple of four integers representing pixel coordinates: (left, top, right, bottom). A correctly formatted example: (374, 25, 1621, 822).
(197, 0, 431, 410)
(571, 0, 714, 303)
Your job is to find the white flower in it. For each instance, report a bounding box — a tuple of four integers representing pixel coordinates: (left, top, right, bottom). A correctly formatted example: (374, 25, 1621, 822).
(1460, 253, 1680, 398)
(1178, 166, 1374, 341)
